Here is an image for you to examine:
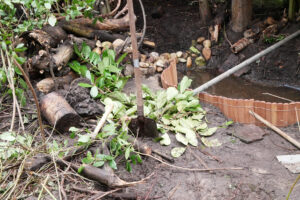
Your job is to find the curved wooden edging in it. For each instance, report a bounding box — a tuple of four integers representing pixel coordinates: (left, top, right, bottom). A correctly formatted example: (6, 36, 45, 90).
(161, 62, 300, 127)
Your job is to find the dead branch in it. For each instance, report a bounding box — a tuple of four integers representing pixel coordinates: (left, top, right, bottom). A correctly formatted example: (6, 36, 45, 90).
(68, 13, 130, 31)
(36, 71, 77, 93)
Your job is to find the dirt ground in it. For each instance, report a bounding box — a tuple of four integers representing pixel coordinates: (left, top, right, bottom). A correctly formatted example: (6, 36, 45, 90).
(114, 102, 300, 200)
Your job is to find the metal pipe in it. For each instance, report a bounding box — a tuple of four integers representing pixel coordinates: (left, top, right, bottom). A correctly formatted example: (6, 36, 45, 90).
(193, 29, 300, 95)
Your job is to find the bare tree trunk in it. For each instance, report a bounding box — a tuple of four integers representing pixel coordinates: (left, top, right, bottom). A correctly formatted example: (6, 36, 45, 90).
(199, 0, 211, 25)
(231, 0, 253, 32)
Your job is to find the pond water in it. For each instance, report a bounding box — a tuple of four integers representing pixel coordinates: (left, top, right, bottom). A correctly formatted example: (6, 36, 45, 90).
(178, 69, 300, 103)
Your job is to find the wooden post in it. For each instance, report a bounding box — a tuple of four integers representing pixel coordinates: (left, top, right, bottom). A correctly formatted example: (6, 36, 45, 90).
(231, 0, 253, 32)
(199, 0, 212, 25)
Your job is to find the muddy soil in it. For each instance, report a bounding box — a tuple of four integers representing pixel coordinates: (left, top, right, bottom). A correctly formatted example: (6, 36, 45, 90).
(136, 0, 300, 88)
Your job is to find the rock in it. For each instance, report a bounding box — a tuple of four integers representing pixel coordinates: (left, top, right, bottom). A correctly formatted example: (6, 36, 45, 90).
(140, 54, 147, 62)
(233, 124, 265, 143)
(143, 40, 156, 48)
(195, 56, 206, 67)
(195, 44, 203, 52)
(178, 58, 187, 63)
(186, 57, 192, 68)
(170, 53, 177, 61)
(191, 53, 197, 57)
(156, 66, 163, 72)
(202, 47, 211, 60)
(140, 67, 148, 75)
(124, 64, 134, 76)
(96, 40, 101, 47)
(102, 41, 112, 49)
(140, 62, 149, 68)
(203, 40, 211, 48)
(92, 47, 101, 55)
(124, 46, 132, 53)
(148, 65, 156, 75)
(176, 51, 183, 58)
(160, 53, 170, 61)
(149, 52, 159, 61)
(155, 59, 165, 68)
(197, 37, 205, 44)
(112, 39, 124, 51)
(182, 52, 188, 59)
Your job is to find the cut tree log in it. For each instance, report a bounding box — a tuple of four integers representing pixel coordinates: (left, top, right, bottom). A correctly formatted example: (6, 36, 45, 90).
(40, 92, 80, 132)
(198, 0, 212, 25)
(231, 0, 253, 32)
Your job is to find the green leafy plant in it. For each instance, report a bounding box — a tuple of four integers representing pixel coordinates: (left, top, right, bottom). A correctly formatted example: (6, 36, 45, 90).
(69, 42, 128, 99)
(263, 34, 285, 44)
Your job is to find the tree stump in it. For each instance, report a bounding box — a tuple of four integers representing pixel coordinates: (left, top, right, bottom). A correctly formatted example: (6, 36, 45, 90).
(231, 0, 253, 32)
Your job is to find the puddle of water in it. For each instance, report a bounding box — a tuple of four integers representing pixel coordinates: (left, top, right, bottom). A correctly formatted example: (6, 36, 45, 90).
(179, 69, 300, 103)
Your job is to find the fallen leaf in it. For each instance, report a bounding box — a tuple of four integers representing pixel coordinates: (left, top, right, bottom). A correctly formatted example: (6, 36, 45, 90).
(171, 147, 186, 158)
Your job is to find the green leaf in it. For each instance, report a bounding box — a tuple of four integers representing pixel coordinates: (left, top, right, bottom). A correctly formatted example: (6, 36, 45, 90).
(44, 2, 51, 9)
(125, 147, 131, 160)
(126, 161, 132, 172)
(171, 147, 186, 158)
(189, 46, 200, 54)
(0, 132, 16, 141)
(109, 160, 117, 170)
(93, 161, 105, 167)
(176, 101, 188, 112)
(82, 43, 91, 59)
(179, 76, 192, 93)
(78, 82, 92, 88)
(78, 135, 90, 144)
(201, 137, 222, 147)
(200, 127, 218, 136)
(48, 14, 57, 26)
(196, 123, 208, 131)
(116, 53, 128, 65)
(166, 87, 178, 101)
(108, 91, 130, 104)
(19, 78, 28, 89)
(90, 86, 98, 98)
(160, 133, 171, 146)
(78, 165, 85, 173)
(82, 157, 93, 164)
(156, 91, 167, 109)
(174, 125, 198, 146)
(69, 127, 79, 132)
(175, 133, 188, 145)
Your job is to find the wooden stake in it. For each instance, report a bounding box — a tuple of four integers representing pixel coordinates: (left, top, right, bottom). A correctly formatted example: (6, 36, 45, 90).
(249, 110, 300, 149)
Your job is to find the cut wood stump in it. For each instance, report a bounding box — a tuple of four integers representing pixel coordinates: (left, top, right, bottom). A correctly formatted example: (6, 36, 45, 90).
(40, 92, 80, 132)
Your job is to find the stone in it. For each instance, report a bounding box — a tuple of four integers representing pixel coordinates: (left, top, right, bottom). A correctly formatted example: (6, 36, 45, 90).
(197, 37, 205, 44)
(195, 56, 206, 67)
(124, 64, 134, 76)
(147, 65, 156, 75)
(112, 39, 124, 51)
(186, 56, 192, 68)
(202, 47, 211, 60)
(176, 51, 183, 58)
(140, 54, 147, 62)
(101, 41, 112, 49)
(178, 58, 187, 63)
(233, 124, 266, 143)
(155, 59, 165, 67)
(140, 67, 148, 75)
(170, 53, 177, 60)
(160, 53, 170, 61)
(149, 52, 159, 61)
(139, 62, 150, 68)
(92, 47, 101, 55)
(203, 40, 211, 48)
(156, 66, 163, 72)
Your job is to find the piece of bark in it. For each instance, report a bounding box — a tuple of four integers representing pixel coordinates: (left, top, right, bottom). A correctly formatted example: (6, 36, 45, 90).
(36, 72, 77, 93)
(40, 92, 80, 132)
(66, 78, 105, 116)
(42, 25, 68, 45)
(231, 0, 253, 32)
(69, 35, 97, 49)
